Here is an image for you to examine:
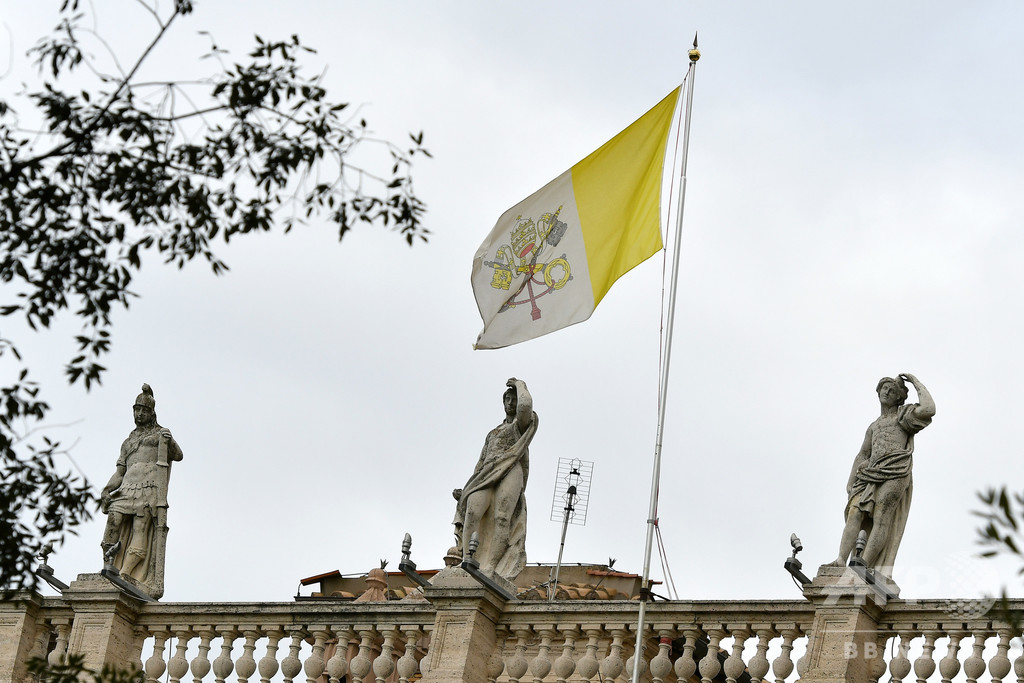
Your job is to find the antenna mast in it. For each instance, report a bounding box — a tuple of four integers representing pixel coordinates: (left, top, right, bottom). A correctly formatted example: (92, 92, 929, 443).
(548, 457, 594, 601)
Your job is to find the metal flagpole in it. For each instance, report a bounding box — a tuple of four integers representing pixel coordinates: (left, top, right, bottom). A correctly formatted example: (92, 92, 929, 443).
(631, 36, 701, 683)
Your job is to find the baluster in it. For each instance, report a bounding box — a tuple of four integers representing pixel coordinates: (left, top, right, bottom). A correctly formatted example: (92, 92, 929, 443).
(167, 630, 192, 683)
(190, 628, 215, 683)
(795, 628, 810, 680)
(1014, 642, 1024, 683)
(47, 621, 71, 667)
(29, 620, 52, 662)
(675, 629, 700, 683)
(649, 630, 674, 683)
(771, 628, 797, 683)
(506, 628, 532, 683)
(212, 627, 237, 683)
(914, 631, 938, 683)
(304, 628, 330, 683)
(625, 625, 650, 683)
(280, 627, 306, 683)
(963, 632, 988, 683)
(349, 628, 376, 683)
(868, 634, 888, 683)
(146, 629, 170, 683)
(486, 628, 507, 683)
(990, 629, 1014, 683)
(129, 627, 148, 673)
(258, 629, 284, 683)
(576, 628, 603, 681)
(746, 628, 772, 683)
(599, 628, 626, 681)
(939, 632, 963, 683)
(700, 628, 726, 683)
(419, 625, 433, 676)
(326, 627, 354, 683)
(553, 627, 578, 683)
(234, 628, 260, 683)
(890, 632, 914, 683)
(530, 626, 555, 682)
(725, 628, 750, 683)
(398, 626, 423, 683)
(372, 628, 398, 683)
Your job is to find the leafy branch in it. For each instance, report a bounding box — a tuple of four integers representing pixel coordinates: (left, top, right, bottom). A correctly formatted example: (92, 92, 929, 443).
(973, 486, 1024, 627)
(27, 654, 144, 683)
(0, 0, 429, 594)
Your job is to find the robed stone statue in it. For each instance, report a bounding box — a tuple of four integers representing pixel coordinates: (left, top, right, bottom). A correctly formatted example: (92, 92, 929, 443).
(452, 378, 538, 582)
(828, 373, 935, 578)
(100, 384, 182, 599)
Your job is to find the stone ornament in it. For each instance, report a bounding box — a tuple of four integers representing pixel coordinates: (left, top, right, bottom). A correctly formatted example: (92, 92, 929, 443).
(452, 377, 538, 582)
(829, 373, 935, 577)
(99, 383, 183, 599)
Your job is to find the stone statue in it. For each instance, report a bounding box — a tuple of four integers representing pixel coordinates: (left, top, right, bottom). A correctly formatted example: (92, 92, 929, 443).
(99, 384, 182, 599)
(452, 378, 538, 582)
(828, 373, 934, 578)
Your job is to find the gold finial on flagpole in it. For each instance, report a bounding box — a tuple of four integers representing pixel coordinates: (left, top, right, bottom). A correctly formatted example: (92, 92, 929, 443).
(689, 32, 701, 62)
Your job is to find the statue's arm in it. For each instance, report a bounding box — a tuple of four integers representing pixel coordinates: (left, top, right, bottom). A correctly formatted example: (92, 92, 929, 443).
(509, 378, 533, 433)
(100, 446, 128, 510)
(160, 428, 184, 461)
(900, 373, 935, 420)
(168, 436, 183, 462)
(101, 465, 125, 497)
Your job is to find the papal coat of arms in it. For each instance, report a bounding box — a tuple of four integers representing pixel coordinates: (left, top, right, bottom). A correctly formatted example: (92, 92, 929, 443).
(483, 205, 573, 321)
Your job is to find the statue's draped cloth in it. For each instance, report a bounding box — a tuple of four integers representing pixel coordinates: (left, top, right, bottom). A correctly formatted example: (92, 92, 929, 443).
(846, 403, 931, 572)
(455, 412, 538, 581)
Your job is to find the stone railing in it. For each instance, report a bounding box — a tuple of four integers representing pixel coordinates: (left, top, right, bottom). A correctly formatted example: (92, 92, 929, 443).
(7, 593, 436, 683)
(131, 601, 436, 683)
(494, 599, 816, 682)
(875, 600, 1024, 683)
(3, 569, 1023, 682)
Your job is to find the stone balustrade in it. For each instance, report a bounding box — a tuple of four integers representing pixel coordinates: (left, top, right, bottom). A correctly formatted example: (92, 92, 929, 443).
(874, 600, 1024, 683)
(493, 600, 816, 683)
(5, 596, 436, 683)
(134, 602, 436, 683)
(4, 584, 1024, 682)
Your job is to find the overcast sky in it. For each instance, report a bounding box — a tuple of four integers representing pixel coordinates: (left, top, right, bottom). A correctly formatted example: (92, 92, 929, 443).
(4, 1, 1023, 605)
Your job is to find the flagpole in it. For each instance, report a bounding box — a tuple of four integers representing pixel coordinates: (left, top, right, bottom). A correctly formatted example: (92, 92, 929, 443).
(631, 36, 701, 683)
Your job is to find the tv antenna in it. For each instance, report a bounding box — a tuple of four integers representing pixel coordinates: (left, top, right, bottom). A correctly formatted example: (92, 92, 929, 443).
(547, 457, 593, 601)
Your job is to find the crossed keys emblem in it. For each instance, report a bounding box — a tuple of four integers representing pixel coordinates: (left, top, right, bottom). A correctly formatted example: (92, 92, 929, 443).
(484, 206, 573, 321)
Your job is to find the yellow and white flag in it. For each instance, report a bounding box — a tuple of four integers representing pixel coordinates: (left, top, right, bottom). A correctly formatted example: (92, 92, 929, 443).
(472, 87, 682, 349)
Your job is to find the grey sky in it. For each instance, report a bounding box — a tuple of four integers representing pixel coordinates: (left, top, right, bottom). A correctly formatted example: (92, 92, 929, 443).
(4, 1, 1023, 602)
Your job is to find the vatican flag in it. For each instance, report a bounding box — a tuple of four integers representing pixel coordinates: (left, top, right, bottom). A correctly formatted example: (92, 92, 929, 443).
(472, 87, 682, 349)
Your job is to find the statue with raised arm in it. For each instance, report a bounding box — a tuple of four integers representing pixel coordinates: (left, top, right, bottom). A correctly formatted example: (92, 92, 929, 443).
(828, 373, 935, 578)
(452, 378, 538, 582)
(99, 384, 182, 599)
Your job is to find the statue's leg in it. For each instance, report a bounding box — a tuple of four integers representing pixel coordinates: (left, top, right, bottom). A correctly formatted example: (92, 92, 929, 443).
(101, 512, 124, 552)
(488, 467, 524, 567)
(461, 490, 491, 561)
(122, 512, 152, 578)
(829, 504, 865, 566)
(862, 480, 903, 571)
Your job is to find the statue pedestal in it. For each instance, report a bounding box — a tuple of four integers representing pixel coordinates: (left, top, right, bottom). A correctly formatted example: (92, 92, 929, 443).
(798, 566, 900, 683)
(804, 564, 900, 604)
(419, 567, 512, 683)
(0, 590, 44, 683)
(63, 573, 146, 673)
